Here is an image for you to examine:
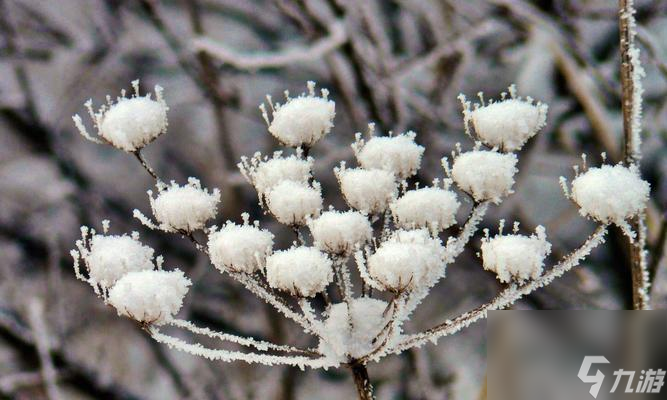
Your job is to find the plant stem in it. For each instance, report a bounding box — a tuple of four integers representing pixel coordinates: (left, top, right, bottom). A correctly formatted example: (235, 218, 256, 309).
(351, 363, 375, 400)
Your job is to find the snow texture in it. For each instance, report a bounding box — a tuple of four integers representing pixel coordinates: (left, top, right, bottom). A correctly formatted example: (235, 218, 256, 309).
(335, 165, 397, 214)
(481, 226, 552, 283)
(391, 186, 459, 233)
(208, 218, 275, 274)
(570, 164, 649, 225)
(451, 150, 517, 203)
(108, 269, 191, 325)
(366, 229, 445, 291)
(149, 178, 220, 232)
(308, 210, 372, 256)
(265, 246, 333, 297)
(82, 234, 155, 289)
(262, 81, 335, 147)
(266, 180, 322, 225)
(353, 129, 424, 179)
(73, 80, 168, 152)
(238, 151, 313, 198)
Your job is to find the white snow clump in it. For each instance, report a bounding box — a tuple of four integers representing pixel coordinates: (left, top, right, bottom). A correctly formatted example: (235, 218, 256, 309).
(238, 151, 313, 198)
(207, 217, 275, 274)
(266, 247, 333, 297)
(261, 81, 335, 148)
(73, 80, 168, 152)
(481, 225, 551, 283)
(353, 128, 424, 179)
(266, 180, 322, 225)
(451, 150, 518, 203)
(147, 178, 220, 232)
(391, 186, 459, 233)
(335, 165, 397, 214)
(108, 269, 191, 325)
(308, 210, 373, 256)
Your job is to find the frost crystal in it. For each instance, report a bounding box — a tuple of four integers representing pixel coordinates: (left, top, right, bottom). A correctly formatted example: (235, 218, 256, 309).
(391, 186, 459, 233)
(481, 226, 552, 283)
(238, 151, 313, 198)
(460, 85, 547, 151)
(366, 229, 445, 291)
(81, 234, 155, 289)
(265, 247, 333, 297)
(261, 81, 335, 148)
(308, 210, 372, 256)
(319, 298, 392, 360)
(148, 178, 220, 232)
(108, 269, 191, 325)
(208, 220, 274, 274)
(266, 180, 322, 225)
(335, 165, 397, 214)
(570, 164, 649, 225)
(353, 129, 424, 179)
(73, 80, 168, 152)
(451, 150, 517, 203)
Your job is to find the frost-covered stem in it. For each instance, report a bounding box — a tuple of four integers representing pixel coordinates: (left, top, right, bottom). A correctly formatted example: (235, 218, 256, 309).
(26, 298, 61, 400)
(392, 225, 608, 353)
(619, 0, 650, 309)
(350, 363, 375, 400)
(134, 150, 160, 181)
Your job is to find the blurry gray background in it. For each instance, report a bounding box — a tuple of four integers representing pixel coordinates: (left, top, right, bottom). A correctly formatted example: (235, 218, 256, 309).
(0, 0, 666, 399)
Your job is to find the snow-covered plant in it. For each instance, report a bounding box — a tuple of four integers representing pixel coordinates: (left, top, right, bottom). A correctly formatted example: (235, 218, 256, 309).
(71, 80, 650, 399)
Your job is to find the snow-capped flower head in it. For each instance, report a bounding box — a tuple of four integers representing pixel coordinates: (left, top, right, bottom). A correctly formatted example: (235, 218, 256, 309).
(265, 246, 333, 297)
(567, 163, 649, 228)
(207, 214, 274, 274)
(141, 178, 220, 233)
(449, 149, 518, 203)
(266, 180, 322, 226)
(335, 163, 397, 214)
(352, 124, 425, 179)
(72, 225, 155, 290)
(391, 183, 460, 233)
(481, 224, 551, 283)
(108, 269, 191, 325)
(308, 210, 372, 256)
(365, 229, 445, 292)
(260, 81, 335, 148)
(319, 298, 393, 360)
(73, 80, 168, 152)
(238, 150, 313, 200)
(459, 85, 548, 151)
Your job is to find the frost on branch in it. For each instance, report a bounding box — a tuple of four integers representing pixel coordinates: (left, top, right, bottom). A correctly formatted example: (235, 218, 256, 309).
(352, 125, 425, 179)
(308, 210, 372, 256)
(138, 178, 220, 233)
(266, 180, 323, 225)
(335, 164, 398, 214)
(207, 216, 274, 274)
(260, 81, 335, 148)
(265, 246, 334, 297)
(459, 85, 547, 151)
(450, 149, 518, 203)
(108, 269, 191, 325)
(238, 151, 313, 201)
(481, 224, 552, 283)
(391, 183, 460, 234)
(72, 80, 168, 152)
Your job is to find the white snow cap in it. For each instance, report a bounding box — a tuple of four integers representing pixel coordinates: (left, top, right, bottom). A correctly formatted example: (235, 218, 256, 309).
(366, 229, 445, 291)
(353, 127, 424, 179)
(261, 81, 335, 148)
(451, 150, 518, 203)
(335, 164, 397, 214)
(308, 210, 372, 256)
(319, 298, 392, 360)
(149, 178, 220, 232)
(460, 85, 548, 151)
(265, 246, 333, 297)
(481, 225, 551, 283)
(108, 269, 191, 325)
(73, 80, 168, 152)
(82, 233, 155, 289)
(570, 164, 649, 224)
(266, 180, 322, 225)
(391, 186, 459, 233)
(238, 151, 313, 198)
(208, 217, 275, 274)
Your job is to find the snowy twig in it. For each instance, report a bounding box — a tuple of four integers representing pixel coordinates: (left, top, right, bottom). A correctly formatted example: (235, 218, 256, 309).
(26, 298, 62, 400)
